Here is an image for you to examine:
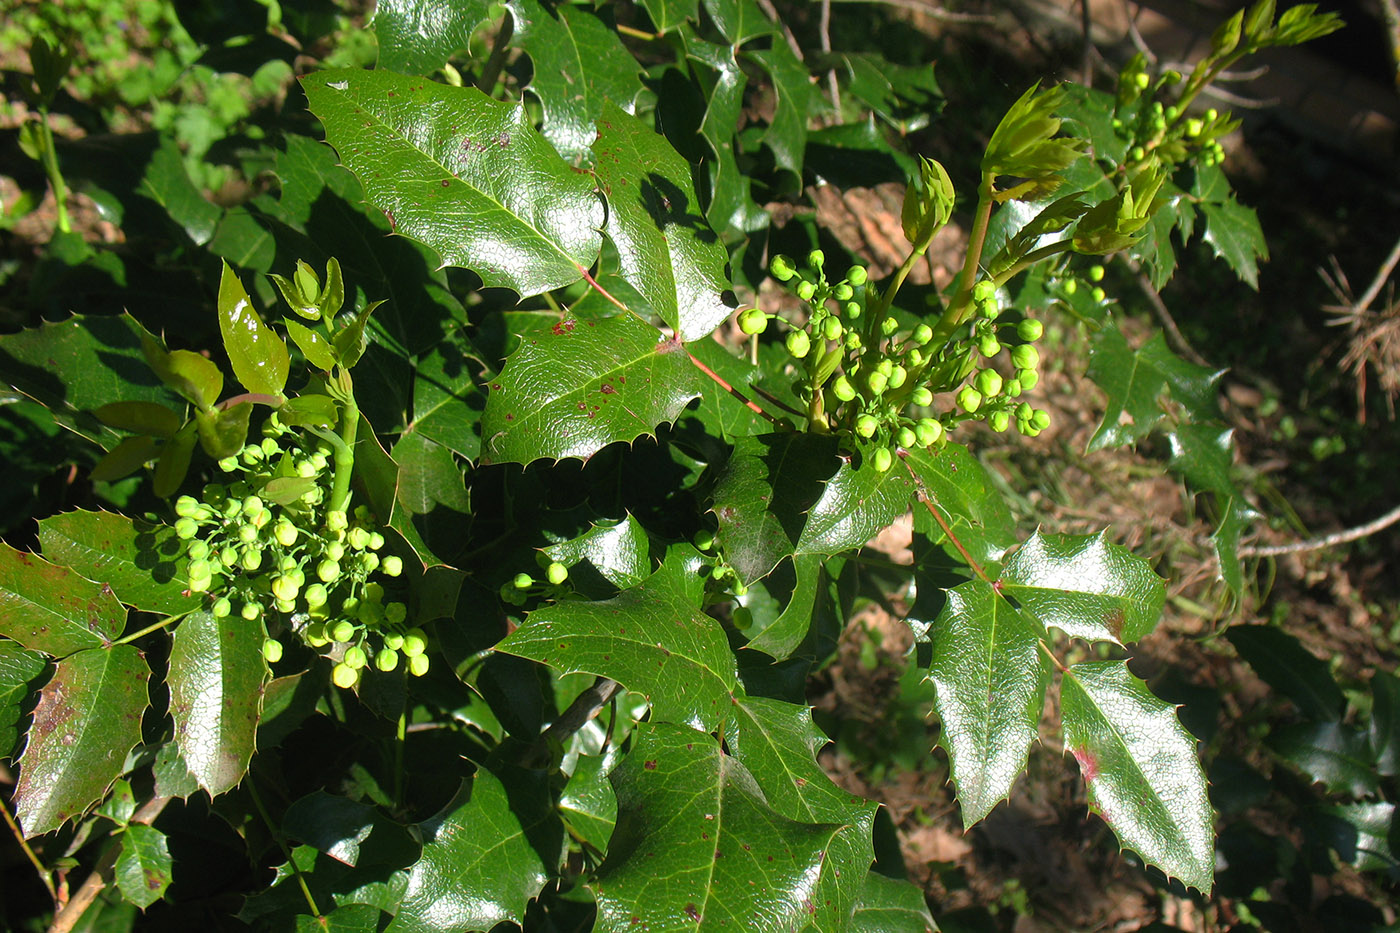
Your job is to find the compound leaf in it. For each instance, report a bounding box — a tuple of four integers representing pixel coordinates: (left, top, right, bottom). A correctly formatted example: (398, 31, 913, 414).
(480, 313, 705, 465)
(388, 768, 559, 932)
(1060, 661, 1214, 893)
(496, 553, 737, 731)
(0, 543, 126, 656)
(591, 723, 842, 933)
(15, 645, 149, 836)
(303, 69, 603, 299)
(592, 102, 733, 341)
(926, 580, 1050, 824)
(37, 510, 201, 616)
(1000, 530, 1166, 644)
(168, 610, 267, 797)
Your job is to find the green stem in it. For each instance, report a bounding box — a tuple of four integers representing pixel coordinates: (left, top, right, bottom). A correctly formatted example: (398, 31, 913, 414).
(114, 611, 189, 646)
(248, 779, 321, 919)
(930, 171, 996, 346)
(993, 240, 1074, 287)
(37, 109, 69, 235)
(329, 388, 359, 515)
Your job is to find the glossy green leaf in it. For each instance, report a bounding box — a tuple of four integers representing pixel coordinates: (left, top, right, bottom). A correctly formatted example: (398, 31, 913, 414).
(302, 68, 603, 298)
(0, 313, 178, 447)
(116, 823, 173, 909)
(743, 553, 822, 660)
(592, 102, 733, 341)
(545, 513, 652, 589)
(511, 1, 645, 162)
(168, 610, 267, 797)
(560, 752, 619, 853)
(591, 722, 843, 932)
(850, 872, 939, 933)
(682, 338, 771, 440)
(285, 320, 338, 371)
(391, 432, 469, 514)
(836, 53, 943, 133)
(702, 0, 772, 44)
(1210, 497, 1257, 598)
(1166, 423, 1236, 499)
(497, 553, 738, 730)
(351, 416, 446, 568)
(684, 36, 767, 233)
(925, 580, 1050, 824)
(137, 135, 222, 246)
(904, 444, 1018, 564)
(1268, 721, 1378, 796)
(144, 343, 224, 412)
(0, 543, 126, 655)
(726, 696, 877, 931)
(281, 394, 340, 430)
(298, 905, 386, 932)
(0, 640, 45, 757)
(1000, 531, 1166, 644)
(195, 402, 252, 462)
(15, 645, 150, 836)
(36, 510, 200, 616)
(1370, 670, 1400, 776)
(796, 454, 917, 557)
(387, 768, 560, 932)
(405, 335, 485, 461)
(1308, 802, 1396, 873)
(1225, 624, 1344, 721)
(480, 313, 705, 465)
(1086, 326, 1224, 451)
(1200, 196, 1267, 290)
(218, 262, 289, 398)
(711, 433, 841, 584)
(93, 402, 182, 439)
(373, 0, 494, 74)
(750, 41, 812, 179)
(640, 0, 698, 32)
(1060, 661, 1214, 893)
(152, 741, 201, 800)
(283, 791, 378, 867)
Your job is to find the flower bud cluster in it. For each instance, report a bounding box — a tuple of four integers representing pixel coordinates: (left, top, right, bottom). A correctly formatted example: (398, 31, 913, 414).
(500, 553, 572, 606)
(175, 414, 422, 689)
(1113, 57, 1229, 170)
(756, 253, 1052, 469)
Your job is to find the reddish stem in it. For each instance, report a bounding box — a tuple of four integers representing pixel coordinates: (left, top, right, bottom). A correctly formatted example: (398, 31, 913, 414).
(686, 350, 780, 424)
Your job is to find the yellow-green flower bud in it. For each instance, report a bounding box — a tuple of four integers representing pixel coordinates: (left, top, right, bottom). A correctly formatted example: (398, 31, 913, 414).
(382, 555, 403, 577)
(344, 645, 368, 670)
(855, 414, 879, 438)
(786, 330, 811, 359)
(376, 648, 399, 672)
(331, 619, 356, 643)
(274, 521, 298, 547)
(989, 411, 1010, 433)
(546, 562, 568, 585)
(513, 572, 533, 589)
(974, 369, 1003, 398)
(956, 386, 983, 413)
(832, 375, 857, 402)
(403, 629, 428, 657)
(912, 386, 933, 407)
(770, 254, 797, 281)
(912, 324, 933, 346)
(332, 663, 358, 689)
(1017, 319, 1044, 342)
(916, 418, 943, 447)
(847, 265, 868, 286)
(1011, 345, 1039, 370)
(1017, 368, 1040, 390)
(408, 654, 430, 677)
(738, 307, 768, 335)
(241, 601, 262, 621)
(808, 248, 825, 268)
(262, 638, 284, 663)
(871, 447, 893, 472)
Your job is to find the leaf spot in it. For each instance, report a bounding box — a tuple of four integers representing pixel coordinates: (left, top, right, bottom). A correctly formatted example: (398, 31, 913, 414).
(1072, 745, 1099, 781)
(685, 904, 701, 922)
(644, 760, 657, 770)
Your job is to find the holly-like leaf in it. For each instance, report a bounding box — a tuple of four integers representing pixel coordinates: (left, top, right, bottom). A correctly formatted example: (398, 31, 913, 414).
(797, 455, 918, 557)
(711, 433, 841, 584)
(37, 510, 201, 617)
(560, 752, 619, 853)
(405, 335, 485, 461)
(390, 432, 470, 514)
(1000, 531, 1166, 644)
(1229, 619, 1343, 719)
(682, 338, 772, 440)
(545, 513, 653, 589)
(387, 768, 560, 932)
(510, 1, 645, 163)
(168, 610, 267, 797)
(591, 722, 843, 932)
(1200, 196, 1267, 290)
(1307, 802, 1397, 874)
(283, 791, 379, 867)
(683, 36, 768, 234)
(640, 0, 698, 33)
(749, 41, 812, 179)
(926, 580, 1051, 824)
(702, 0, 772, 45)
(905, 444, 1017, 564)
(1087, 326, 1224, 451)
(743, 553, 823, 660)
(0, 640, 46, 757)
(496, 552, 738, 730)
(851, 872, 939, 933)
(1166, 423, 1236, 498)
(0, 543, 126, 655)
(480, 314, 706, 465)
(137, 135, 222, 246)
(726, 696, 877, 931)
(1060, 661, 1214, 893)
(1210, 497, 1258, 598)
(15, 645, 150, 837)
(302, 69, 603, 299)
(1371, 670, 1400, 777)
(835, 53, 943, 133)
(1269, 721, 1379, 797)
(592, 102, 734, 341)
(0, 313, 179, 447)
(116, 823, 173, 909)
(373, 0, 494, 74)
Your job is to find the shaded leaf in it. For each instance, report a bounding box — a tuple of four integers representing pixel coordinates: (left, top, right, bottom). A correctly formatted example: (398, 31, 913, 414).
(851, 872, 939, 933)
(93, 402, 182, 439)
(480, 314, 705, 465)
(1086, 326, 1224, 451)
(744, 553, 822, 660)
(591, 722, 842, 932)
(116, 823, 172, 909)
(387, 768, 560, 932)
(1060, 661, 1214, 893)
(750, 41, 812, 179)
(168, 610, 267, 797)
(0, 640, 46, 757)
(1371, 670, 1400, 776)
(284, 791, 379, 867)
(137, 135, 221, 246)
(1307, 802, 1397, 873)
(391, 432, 469, 514)
(374, 0, 494, 74)
(640, 0, 698, 33)
(1225, 624, 1344, 721)
(592, 102, 733, 341)
(926, 580, 1050, 824)
(702, 0, 772, 44)
(15, 645, 149, 836)
(545, 513, 653, 589)
(1269, 721, 1378, 796)
(1000, 530, 1166, 644)
(560, 752, 619, 853)
(1210, 497, 1257, 598)
(36, 510, 200, 616)
(0, 543, 126, 655)
(1200, 196, 1267, 290)
(302, 69, 603, 299)
(510, 0, 645, 162)
(497, 552, 737, 731)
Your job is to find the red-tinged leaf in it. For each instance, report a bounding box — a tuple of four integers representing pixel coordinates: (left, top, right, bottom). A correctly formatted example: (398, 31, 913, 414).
(480, 313, 706, 465)
(36, 510, 201, 616)
(218, 261, 289, 398)
(0, 543, 126, 655)
(168, 610, 267, 797)
(15, 645, 150, 836)
(1060, 661, 1214, 893)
